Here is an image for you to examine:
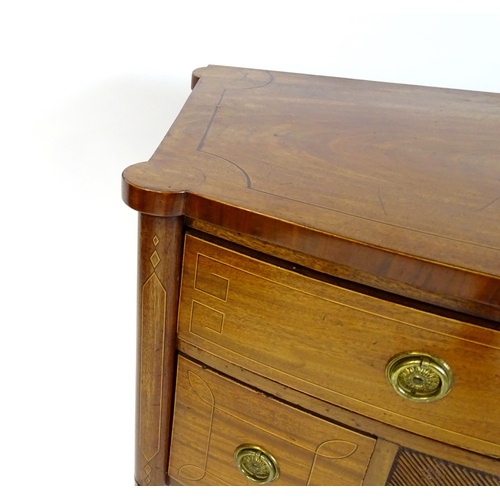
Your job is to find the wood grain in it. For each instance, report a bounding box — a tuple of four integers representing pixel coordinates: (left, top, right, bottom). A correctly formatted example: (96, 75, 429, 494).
(122, 65, 500, 321)
(123, 66, 500, 486)
(178, 234, 500, 458)
(168, 356, 376, 486)
(135, 214, 183, 485)
(178, 340, 500, 479)
(362, 439, 400, 485)
(185, 220, 500, 323)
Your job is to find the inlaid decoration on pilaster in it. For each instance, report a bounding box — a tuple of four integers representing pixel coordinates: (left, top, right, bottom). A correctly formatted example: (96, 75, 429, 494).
(149, 235, 161, 268)
(134, 216, 183, 486)
(143, 464, 152, 485)
(139, 236, 167, 468)
(150, 251, 160, 268)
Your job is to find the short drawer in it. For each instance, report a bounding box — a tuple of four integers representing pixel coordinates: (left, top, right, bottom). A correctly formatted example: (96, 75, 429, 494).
(177, 235, 500, 458)
(168, 356, 376, 485)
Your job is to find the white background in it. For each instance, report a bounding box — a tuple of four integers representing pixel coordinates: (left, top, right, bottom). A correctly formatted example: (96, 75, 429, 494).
(1, 2, 499, 497)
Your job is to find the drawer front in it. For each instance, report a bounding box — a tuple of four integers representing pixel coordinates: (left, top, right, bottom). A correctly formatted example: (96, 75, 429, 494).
(178, 235, 500, 457)
(169, 356, 376, 486)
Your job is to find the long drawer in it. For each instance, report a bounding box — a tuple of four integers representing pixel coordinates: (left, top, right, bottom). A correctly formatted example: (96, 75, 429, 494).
(177, 234, 500, 458)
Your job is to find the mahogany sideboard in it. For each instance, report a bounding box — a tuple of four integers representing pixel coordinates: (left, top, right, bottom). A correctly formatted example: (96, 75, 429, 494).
(122, 65, 500, 486)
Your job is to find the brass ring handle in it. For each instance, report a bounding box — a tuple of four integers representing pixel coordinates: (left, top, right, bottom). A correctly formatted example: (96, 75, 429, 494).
(386, 352, 453, 402)
(234, 444, 280, 484)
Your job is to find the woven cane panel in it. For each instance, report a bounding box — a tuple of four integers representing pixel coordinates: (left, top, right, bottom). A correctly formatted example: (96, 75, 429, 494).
(386, 447, 500, 486)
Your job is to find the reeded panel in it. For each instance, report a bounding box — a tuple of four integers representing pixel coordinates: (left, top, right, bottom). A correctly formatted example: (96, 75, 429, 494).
(387, 447, 500, 486)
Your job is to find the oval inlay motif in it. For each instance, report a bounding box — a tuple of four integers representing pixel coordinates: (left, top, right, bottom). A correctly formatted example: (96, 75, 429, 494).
(188, 371, 215, 406)
(179, 464, 205, 481)
(316, 440, 358, 459)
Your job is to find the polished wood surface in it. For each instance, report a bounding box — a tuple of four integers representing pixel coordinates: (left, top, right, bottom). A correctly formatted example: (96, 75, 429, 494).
(178, 234, 500, 458)
(123, 65, 500, 321)
(134, 214, 183, 485)
(362, 439, 399, 486)
(168, 356, 375, 486)
(186, 219, 500, 323)
(123, 66, 500, 486)
(178, 339, 500, 479)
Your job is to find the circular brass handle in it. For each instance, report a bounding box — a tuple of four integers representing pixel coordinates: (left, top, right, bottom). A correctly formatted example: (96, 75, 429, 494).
(386, 352, 453, 402)
(234, 444, 280, 484)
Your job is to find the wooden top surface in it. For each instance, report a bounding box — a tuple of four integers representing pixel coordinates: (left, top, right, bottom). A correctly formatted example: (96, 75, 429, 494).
(122, 65, 500, 318)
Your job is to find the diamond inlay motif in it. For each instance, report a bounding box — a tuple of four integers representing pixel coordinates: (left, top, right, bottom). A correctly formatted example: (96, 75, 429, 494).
(153, 235, 159, 246)
(144, 464, 152, 475)
(150, 251, 160, 268)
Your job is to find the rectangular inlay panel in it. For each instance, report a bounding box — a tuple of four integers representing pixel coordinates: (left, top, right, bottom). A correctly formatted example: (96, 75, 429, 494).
(195, 254, 229, 300)
(191, 301, 224, 334)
